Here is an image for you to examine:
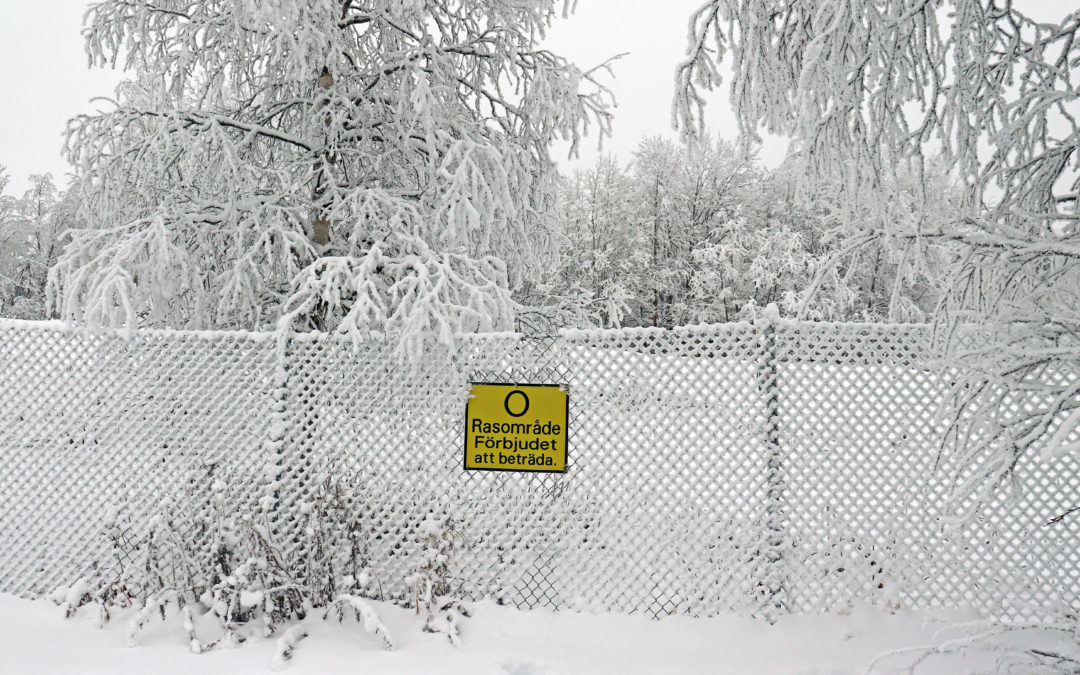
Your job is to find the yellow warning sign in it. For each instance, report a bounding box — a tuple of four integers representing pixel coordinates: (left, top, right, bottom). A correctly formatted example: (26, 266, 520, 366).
(464, 383, 568, 472)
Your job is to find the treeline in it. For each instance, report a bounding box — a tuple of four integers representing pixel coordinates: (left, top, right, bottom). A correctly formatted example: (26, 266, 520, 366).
(0, 135, 960, 328)
(543, 136, 961, 328)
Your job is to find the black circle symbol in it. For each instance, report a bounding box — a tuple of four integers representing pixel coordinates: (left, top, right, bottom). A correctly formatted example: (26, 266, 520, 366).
(504, 390, 530, 417)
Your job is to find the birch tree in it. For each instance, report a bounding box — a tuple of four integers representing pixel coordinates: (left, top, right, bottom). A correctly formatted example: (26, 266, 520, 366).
(682, 161, 825, 323)
(0, 172, 67, 320)
(633, 136, 758, 326)
(677, 0, 1079, 513)
(558, 156, 645, 327)
(0, 168, 19, 315)
(50, 0, 612, 342)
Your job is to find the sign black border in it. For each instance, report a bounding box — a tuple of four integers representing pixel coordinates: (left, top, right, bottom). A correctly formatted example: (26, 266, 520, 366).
(464, 381, 569, 473)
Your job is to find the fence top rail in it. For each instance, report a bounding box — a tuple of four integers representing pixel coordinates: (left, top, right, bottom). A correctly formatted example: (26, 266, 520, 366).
(0, 318, 522, 345)
(0, 318, 935, 344)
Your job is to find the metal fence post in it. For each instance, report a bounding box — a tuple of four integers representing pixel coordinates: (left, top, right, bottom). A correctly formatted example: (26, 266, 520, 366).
(756, 314, 787, 620)
(262, 331, 291, 540)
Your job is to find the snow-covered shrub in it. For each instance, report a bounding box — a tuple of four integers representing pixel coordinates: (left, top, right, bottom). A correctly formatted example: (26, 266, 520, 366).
(50, 506, 136, 627)
(871, 613, 1080, 674)
(322, 594, 395, 651)
(406, 512, 470, 646)
(198, 513, 308, 647)
(99, 481, 312, 652)
(60, 468, 397, 654)
(297, 471, 367, 605)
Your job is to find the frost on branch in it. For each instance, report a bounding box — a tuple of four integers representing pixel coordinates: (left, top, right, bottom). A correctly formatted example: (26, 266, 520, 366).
(677, 0, 1080, 515)
(51, 0, 613, 339)
(278, 233, 515, 352)
(871, 614, 1080, 674)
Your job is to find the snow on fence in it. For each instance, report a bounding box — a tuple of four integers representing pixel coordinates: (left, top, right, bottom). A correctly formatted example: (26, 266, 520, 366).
(0, 319, 1076, 622)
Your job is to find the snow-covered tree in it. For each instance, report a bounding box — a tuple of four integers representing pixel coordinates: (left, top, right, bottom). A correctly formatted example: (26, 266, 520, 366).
(628, 137, 682, 327)
(0, 169, 16, 309)
(556, 156, 645, 327)
(680, 161, 822, 323)
(0, 171, 67, 320)
(625, 135, 760, 326)
(790, 156, 961, 322)
(50, 0, 613, 341)
(677, 0, 1079, 513)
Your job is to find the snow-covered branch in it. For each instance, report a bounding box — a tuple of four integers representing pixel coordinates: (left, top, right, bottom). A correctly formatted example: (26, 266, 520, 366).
(677, 0, 1080, 513)
(55, 0, 613, 341)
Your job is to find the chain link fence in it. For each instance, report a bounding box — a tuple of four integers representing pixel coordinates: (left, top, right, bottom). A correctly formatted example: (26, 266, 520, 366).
(0, 319, 1076, 621)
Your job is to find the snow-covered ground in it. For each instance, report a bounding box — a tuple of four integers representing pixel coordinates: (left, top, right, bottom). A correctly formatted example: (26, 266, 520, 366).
(3, 593, 1003, 674)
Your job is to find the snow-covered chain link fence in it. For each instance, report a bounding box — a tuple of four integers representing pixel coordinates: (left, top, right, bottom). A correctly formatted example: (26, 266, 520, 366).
(0, 319, 1076, 621)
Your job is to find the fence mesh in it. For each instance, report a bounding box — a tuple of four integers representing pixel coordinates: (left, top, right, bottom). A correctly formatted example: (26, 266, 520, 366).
(0, 319, 1076, 622)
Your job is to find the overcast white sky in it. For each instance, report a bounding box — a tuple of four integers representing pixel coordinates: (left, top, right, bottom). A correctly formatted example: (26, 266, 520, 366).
(0, 1, 768, 195)
(0, 2, 121, 193)
(3, 0, 1063, 195)
(542, 0, 790, 172)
